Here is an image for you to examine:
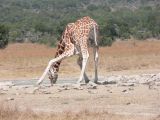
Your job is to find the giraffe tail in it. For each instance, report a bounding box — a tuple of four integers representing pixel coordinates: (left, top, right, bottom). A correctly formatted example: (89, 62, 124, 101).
(93, 25, 98, 47)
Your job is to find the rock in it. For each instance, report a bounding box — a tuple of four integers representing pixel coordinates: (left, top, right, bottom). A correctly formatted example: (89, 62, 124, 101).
(0, 86, 10, 91)
(87, 85, 97, 89)
(0, 82, 14, 87)
(128, 88, 134, 91)
(155, 82, 160, 86)
(14, 86, 29, 90)
(122, 89, 127, 92)
(126, 102, 131, 105)
(98, 80, 117, 85)
(42, 91, 51, 94)
(0, 92, 6, 95)
(72, 84, 84, 90)
(7, 97, 14, 101)
(58, 89, 62, 92)
(139, 79, 149, 84)
(119, 83, 135, 87)
(107, 75, 123, 83)
(73, 85, 83, 90)
(58, 87, 70, 91)
(151, 73, 160, 82)
(87, 90, 97, 94)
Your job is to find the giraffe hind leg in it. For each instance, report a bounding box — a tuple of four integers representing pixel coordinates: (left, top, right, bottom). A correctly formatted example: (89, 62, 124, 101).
(93, 47, 99, 83)
(93, 24, 99, 83)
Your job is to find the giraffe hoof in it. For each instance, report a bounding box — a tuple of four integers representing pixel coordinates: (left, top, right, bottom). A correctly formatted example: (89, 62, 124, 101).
(88, 81, 97, 87)
(36, 81, 42, 85)
(33, 86, 40, 93)
(87, 81, 97, 89)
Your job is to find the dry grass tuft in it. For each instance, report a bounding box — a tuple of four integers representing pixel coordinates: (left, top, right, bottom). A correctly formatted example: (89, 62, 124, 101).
(0, 102, 39, 120)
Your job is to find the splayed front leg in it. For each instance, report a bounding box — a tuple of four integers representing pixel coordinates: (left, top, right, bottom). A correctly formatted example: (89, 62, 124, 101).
(77, 56, 90, 83)
(37, 45, 75, 85)
(37, 59, 53, 85)
(76, 54, 89, 84)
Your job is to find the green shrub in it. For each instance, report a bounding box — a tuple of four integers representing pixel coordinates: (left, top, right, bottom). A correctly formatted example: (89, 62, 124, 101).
(0, 24, 9, 49)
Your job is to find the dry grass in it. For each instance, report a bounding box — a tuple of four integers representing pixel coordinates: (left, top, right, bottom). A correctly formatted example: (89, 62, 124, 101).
(0, 102, 118, 120)
(0, 40, 160, 79)
(1, 102, 157, 120)
(99, 40, 160, 73)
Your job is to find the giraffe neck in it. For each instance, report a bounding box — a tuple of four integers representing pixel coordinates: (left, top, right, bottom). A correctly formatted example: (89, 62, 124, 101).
(51, 39, 65, 73)
(48, 39, 66, 84)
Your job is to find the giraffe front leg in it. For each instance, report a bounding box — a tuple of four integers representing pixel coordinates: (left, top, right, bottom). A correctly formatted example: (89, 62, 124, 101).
(37, 45, 75, 85)
(74, 54, 89, 89)
(37, 59, 56, 85)
(77, 56, 90, 83)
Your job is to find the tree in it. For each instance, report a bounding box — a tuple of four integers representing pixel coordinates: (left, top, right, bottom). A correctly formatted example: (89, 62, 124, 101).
(0, 24, 9, 49)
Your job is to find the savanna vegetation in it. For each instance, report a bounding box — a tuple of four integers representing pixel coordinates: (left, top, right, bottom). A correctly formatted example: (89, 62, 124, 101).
(0, 0, 160, 48)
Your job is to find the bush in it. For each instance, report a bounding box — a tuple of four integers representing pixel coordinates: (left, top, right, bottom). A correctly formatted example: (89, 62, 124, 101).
(100, 36, 114, 46)
(0, 24, 9, 49)
(37, 33, 57, 47)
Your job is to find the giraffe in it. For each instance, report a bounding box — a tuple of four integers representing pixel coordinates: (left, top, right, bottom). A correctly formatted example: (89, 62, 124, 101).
(37, 16, 99, 86)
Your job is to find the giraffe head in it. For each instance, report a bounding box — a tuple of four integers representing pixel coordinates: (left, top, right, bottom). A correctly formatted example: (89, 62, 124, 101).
(48, 68, 58, 85)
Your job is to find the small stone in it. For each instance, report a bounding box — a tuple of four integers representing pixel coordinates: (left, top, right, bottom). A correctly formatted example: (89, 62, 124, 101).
(1, 86, 9, 91)
(58, 89, 62, 92)
(0, 82, 14, 86)
(14, 86, 29, 90)
(42, 91, 51, 94)
(87, 85, 97, 89)
(98, 80, 117, 85)
(73, 86, 83, 90)
(126, 102, 131, 105)
(122, 89, 127, 92)
(155, 82, 160, 86)
(119, 83, 135, 86)
(58, 87, 70, 91)
(87, 90, 97, 94)
(128, 88, 134, 91)
(73, 84, 83, 90)
(7, 97, 14, 101)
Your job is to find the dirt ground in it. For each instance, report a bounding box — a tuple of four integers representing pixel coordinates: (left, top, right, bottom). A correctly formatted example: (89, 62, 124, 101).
(0, 40, 160, 120)
(0, 80, 160, 120)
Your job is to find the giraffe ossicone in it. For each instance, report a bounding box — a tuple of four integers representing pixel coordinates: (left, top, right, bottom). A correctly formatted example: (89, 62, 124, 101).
(37, 16, 99, 86)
